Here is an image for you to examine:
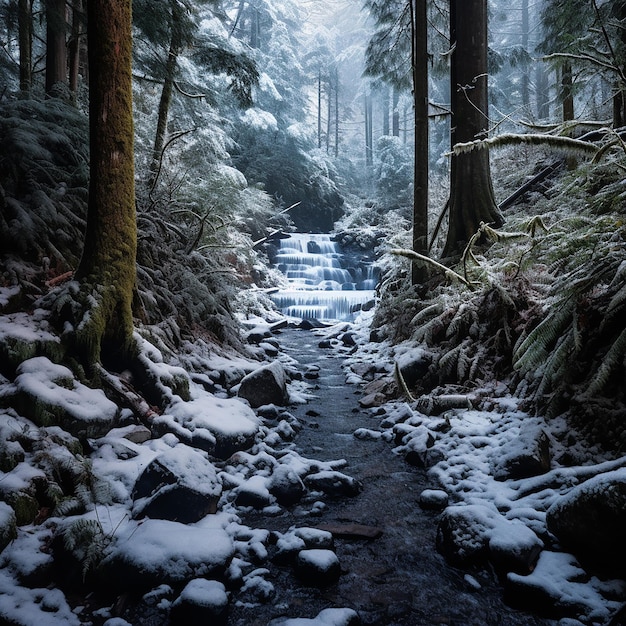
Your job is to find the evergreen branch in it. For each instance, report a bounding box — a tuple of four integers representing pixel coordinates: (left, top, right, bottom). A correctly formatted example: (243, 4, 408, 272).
(390, 248, 473, 287)
(542, 51, 620, 75)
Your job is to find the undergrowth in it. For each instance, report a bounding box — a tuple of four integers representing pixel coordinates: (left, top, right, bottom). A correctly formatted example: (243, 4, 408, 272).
(375, 148, 626, 452)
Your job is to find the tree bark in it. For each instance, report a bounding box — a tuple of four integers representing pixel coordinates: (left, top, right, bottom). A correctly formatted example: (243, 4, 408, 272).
(18, 0, 33, 95)
(73, 0, 137, 368)
(45, 0, 68, 96)
(443, 0, 503, 260)
(68, 0, 85, 100)
(411, 0, 429, 285)
(392, 86, 400, 137)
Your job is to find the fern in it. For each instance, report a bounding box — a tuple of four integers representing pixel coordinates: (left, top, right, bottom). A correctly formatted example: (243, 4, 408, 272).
(513, 299, 575, 373)
(62, 518, 109, 581)
(586, 327, 626, 396)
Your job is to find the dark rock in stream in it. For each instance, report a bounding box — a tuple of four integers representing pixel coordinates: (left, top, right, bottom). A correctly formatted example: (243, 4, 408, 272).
(238, 360, 288, 408)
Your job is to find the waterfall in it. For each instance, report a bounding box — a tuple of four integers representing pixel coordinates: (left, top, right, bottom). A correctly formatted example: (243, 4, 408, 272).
(270, 234, 377, 322)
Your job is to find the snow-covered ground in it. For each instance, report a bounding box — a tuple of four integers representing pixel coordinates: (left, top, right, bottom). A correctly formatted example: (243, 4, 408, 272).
(0, 299, 625, 625)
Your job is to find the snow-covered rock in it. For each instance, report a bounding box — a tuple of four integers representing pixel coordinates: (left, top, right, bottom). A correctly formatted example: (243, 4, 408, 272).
(11, 357, 118, 438)
(546, 467, 626, 577)
(304, 470, 362, 497)
(492, 425, 551, 480)
(294, 549, 341, 586)
(237, 360, 289, 408)
(268, 607, 360, 626)
(0, 503, 17, 553)
(170, 578, 229, 626)
(436, 504, 543, 574)
(131, 445, 222, 523)
(99, 519, 234, 589)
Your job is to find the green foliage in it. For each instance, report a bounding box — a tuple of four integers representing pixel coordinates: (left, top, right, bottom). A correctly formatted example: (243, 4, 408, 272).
(62, 518, 110, 581)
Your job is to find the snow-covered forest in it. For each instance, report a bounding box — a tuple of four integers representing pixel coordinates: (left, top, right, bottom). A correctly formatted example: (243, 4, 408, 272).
(1, 0, 626, 624)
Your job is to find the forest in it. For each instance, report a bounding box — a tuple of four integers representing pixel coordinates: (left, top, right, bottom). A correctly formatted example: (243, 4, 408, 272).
(1, 0, 626, 625)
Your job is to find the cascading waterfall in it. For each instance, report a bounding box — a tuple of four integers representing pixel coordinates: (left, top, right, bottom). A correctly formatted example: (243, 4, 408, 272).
(270, 233, 377, 322)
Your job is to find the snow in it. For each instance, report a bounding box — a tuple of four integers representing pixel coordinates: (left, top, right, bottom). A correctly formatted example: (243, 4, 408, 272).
(102, 518, 235, 584)
(1, 312, 626, 625)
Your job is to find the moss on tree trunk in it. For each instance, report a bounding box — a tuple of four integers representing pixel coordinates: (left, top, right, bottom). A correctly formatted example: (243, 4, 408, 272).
(72, 0, 136, 369)
(443, 0, 503, 259)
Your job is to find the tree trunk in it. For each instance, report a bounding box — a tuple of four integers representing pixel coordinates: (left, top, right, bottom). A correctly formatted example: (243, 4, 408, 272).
(68, 0, 85, 101)
(318, 68, 322, 149)
(521, 0, 530, 110)
(18, 0, 33, 95)
(561, 61, 574, 121)
(334, 67, 339, 158)
(365, 92, 373, 167)
(443, 0, 503, 260)
(411, 0, 429, 285)
(73, 0, 137, 368)
(392, 86, 400, 137)
(45, 0, 68, 96)
(383, 85, 390, 136)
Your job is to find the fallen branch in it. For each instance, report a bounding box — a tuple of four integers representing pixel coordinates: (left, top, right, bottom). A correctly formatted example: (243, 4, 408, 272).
(390, 248, 473, 288)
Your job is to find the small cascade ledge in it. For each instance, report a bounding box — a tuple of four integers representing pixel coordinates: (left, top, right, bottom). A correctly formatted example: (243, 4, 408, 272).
(270, 233, 378, 322)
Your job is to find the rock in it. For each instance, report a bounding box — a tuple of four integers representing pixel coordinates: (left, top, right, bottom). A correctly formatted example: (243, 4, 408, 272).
(341, 332, 357, 347)
(238, 361, 288, 408)
(99, 519, 234, 590)
(437, 504, 542, 574)
(131, 446, 222, 523)
(419, 489, 449, 511)
(546, 467, 626, 577)
(121, 425, 152, 445)
(493, 426, 551, 480)
(395, 349, 432, 389)
(304, 470, 362, 497)
(294, 549, 341, 586)
(170, 579, 228, 626)
(0, 439, 25, 472)
(268, 465, 306, 506)
(235, 475, 273, 509)
(11, 357, 118, 438)
(294, 527, 334, 549)
(0, 502, 17, 553)
(504, 551, 592, 620)
(268, 608, 360, 626)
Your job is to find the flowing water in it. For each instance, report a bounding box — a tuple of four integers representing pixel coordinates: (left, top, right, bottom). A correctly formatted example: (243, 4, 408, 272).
(230, 328, 554, 626)
(269, 234, 377, 322)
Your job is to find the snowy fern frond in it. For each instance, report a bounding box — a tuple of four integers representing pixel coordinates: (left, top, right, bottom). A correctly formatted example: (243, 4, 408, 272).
(513, 299, 575, 374)
(586, 327, 626, 397)
(439, 344, 461, 378)
(410, 302, 444, 327)
(535, 330, 576, 399)
(413, 314, 446, 345)
(62, 518, 108, 581)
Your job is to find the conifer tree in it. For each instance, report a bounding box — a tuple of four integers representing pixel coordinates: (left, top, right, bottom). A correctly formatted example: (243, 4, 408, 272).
(69, 0, 137, 369)
(442, 0, 503, 259)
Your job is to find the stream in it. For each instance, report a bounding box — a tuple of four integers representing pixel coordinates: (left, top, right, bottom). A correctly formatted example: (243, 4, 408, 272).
(230, 328, 553, 626)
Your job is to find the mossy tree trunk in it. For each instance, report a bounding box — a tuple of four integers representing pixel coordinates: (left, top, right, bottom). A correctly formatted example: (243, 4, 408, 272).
(72, 0, 137, 369)
(442, 0, 503, 260)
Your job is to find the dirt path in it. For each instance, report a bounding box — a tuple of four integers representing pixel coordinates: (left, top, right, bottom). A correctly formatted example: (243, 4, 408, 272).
(231, 328, 553, 626)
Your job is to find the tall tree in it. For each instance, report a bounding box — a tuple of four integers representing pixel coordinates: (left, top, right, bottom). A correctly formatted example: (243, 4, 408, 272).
(18, 0, 33, 94)
(45, 0, 68, 95)
(442, 0, 503, 259)
(411, 0, 429, 283)
(70, 0, 137, 368)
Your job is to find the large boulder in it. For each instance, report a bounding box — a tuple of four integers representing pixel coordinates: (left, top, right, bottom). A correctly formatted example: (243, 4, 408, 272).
(546, 467, 626, 577)
(99, 519, 234, 590)
(436, 504, 543, 575)
(10, 357, 118, 438)
(238, 361, 289, 408)
(131, 446, 222, 523)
